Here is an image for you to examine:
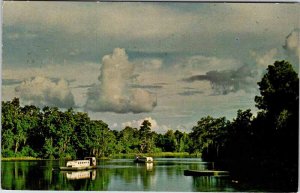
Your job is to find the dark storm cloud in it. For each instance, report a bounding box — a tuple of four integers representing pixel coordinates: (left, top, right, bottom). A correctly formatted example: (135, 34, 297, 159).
(178, 90, 204, 96)
(73, 84, 95, 89)
(49, 77, 76, 85)
(2, 79, 23, 86)
(183, 64, 258, 95)
(282, 29, 299, 69)
(283, 28, 299, 54)
(130, 84, 163, 89)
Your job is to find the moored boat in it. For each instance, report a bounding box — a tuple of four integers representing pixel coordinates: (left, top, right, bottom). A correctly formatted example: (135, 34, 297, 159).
(59, 157, 97, 171)
(134, 156, 154, 163)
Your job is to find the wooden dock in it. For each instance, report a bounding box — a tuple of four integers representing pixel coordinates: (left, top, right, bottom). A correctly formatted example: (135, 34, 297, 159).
(184, 169, 229, 176)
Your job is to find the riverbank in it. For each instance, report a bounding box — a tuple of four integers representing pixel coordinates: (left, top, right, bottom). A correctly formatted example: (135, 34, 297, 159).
(2, 152, 199, 161)
(1, 157, 42, 161)
(111, 152, 200, 158)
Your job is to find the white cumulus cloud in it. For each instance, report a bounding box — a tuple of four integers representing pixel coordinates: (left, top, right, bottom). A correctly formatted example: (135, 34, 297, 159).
(122, 117, 170, 133)
(85, 48, 157, 113)
(251, 48, 278, 68)
(15, 76, 75, 108)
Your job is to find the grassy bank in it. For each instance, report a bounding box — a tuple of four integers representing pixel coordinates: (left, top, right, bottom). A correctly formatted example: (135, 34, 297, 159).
(1, 152, 201, 161)
(1, 157, 42, 161)
(111, 152, 200, 159)
(148, 152, 191, 157)
(1, 156, 112, 161)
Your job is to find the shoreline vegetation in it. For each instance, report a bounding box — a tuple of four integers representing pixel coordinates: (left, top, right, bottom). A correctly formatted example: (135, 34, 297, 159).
(1, 152, 197, 161)
(1, 60, 299, 191)
(1, 157, 42, 161)
(109, 152, 197, 158)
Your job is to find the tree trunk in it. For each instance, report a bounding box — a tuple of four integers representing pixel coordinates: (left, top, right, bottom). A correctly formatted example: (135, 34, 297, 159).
(15, 141, 19, 154)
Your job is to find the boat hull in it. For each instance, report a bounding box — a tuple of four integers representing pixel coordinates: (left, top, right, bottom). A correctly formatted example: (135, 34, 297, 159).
(59, 166, 97, 171)
(134, 156, 154, 163)
(134, 160, 154, 163)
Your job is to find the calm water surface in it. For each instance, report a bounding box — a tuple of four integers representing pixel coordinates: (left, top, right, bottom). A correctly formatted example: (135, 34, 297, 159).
(1, 158, 259, 191)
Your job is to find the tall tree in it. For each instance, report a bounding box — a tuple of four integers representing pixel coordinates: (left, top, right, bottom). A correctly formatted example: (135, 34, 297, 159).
(254, 60, 299, 149)
(118, 126, 139, 153)
(251, 60, 298, 189)
(223, 109, 253, 160)
(40, 106, 61, 159)
(190, 116, 229, 159)
(255, 60, 299, 116)
(139, 120, 154, 153)
(1, 99, 19, 156)
(163, 130, 177, 152)
(72, 112, 92, 158)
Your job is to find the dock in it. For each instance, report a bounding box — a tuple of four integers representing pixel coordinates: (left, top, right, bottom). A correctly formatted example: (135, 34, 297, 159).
(184, 169, 229, 176)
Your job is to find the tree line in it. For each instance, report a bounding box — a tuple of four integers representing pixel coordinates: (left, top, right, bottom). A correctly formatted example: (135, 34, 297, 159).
(1, 98, 193, 159)
(1, 60, 298, 189)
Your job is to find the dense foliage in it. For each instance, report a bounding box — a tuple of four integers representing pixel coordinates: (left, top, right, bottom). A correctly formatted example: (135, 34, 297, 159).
(191, 60, 299, 190)
(1, 60, 298, 189)
(1, 99, 191, 159)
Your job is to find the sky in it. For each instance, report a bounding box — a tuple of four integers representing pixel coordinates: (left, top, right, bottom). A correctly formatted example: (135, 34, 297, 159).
(2, 1, 299, 133)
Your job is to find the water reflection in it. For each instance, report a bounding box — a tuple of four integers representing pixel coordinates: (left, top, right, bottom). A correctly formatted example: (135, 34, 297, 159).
(146, 163, 153, 171)
(63, 170, 96, 180)
(1, 158, 243, 191)
(191, 176, 234, 192)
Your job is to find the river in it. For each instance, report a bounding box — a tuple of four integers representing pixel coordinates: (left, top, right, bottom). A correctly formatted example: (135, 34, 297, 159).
(1, 158, 272, 191)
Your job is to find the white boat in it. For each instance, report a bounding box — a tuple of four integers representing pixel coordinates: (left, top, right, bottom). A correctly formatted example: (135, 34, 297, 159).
(134, 156, 154, 163)
(59, 157, 97, 171)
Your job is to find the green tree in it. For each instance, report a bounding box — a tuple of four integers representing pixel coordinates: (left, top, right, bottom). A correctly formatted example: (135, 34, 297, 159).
(255, 60, 299, 116)
(223, 109, 253, 160)
(254, 60, 298, 183)
(40, 106, 61, 159)
(72, 112, 93, 158)
(56, 108, 76, 158)
(89, 120, 116, 157)
(1, 98, 21, 156)
(1, 98, 39, 157)
(190, 116, 229, 159)
(139, 120, 154, 153)
(163, 130, 177, 152)
(118, 126, 140, 153)
(22, 105, 41, 156)
(174, 130, 191, 152)
(254, 60, 298, 154)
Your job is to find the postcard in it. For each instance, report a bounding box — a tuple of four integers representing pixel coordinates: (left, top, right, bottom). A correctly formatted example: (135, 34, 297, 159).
(1, 1, 299, 192)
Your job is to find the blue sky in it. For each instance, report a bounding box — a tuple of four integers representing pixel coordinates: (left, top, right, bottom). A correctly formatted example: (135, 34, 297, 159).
(2, 2, 299, 133)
